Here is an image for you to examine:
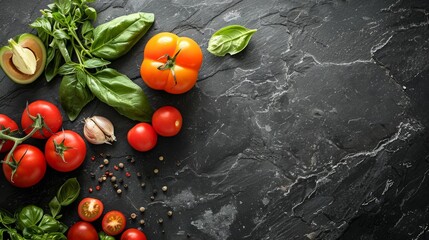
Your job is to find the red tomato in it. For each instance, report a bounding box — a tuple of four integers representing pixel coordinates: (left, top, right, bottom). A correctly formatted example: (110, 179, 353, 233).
(21, 100, 63, 139)
(121, 228, 147, 240)
(45, 130, 86, 172)
(67, 221, 99, 240)
(102, 210, 126, 236)
(78, 197, 104, 222)
(140, 32, 203, 94)
(152, 106, 183, 137)
(127, 123, 157, 152)
(2, 144, 46, 188)
(0, 114, 19, 153)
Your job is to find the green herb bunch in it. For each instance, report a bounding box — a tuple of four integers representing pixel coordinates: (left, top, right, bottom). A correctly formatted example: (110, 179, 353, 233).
(0, 178, 80, 240)
(30, 0, 154, 122)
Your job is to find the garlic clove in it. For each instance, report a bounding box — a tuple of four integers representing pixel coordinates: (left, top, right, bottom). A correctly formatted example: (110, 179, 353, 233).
(83, 116, 116, 145)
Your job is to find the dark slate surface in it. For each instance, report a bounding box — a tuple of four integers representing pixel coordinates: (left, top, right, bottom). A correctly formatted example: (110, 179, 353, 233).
(1, 0, 429, 239)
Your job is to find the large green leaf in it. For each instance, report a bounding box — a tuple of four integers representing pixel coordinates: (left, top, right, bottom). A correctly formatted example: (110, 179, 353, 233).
(59, 73, 94, 121)
(87, 68, 153, 122)
(91, 12, 154, 60)
(207, 25, 257, 56)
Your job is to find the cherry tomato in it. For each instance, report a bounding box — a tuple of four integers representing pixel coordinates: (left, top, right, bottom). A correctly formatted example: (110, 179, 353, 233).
(45, 130, 86, 172)
(67, 221, 99, 240)
(0, 114, 19, 153)
(140, 32, 203, 94)
(152, 106, 183, 137)
(121, 228, 147, 240)
(102, 210, 126, 236)
(21, 100, 63, 139)
(2, 144, 46, 188)
(78, 197, 104, 222)
(127, 123, 157, 152)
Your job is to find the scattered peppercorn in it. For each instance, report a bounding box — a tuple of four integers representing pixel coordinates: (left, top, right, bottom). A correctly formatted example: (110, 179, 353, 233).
(99, 164, 104, 169)
(167, 210, 173, 217)
(162, 186, 168, 192)
(103, 158, 109, 165)
(139, 207, 146, 213)
(110, 176, 117, 183)
(139, 219, 145, 225)
(159, 156, 164, 161)
(140, 182, 146, 188)
(109, 172, 113, 177)
(130, 157, 136, 163)
(124, 184, 128, 189)
(98, 177, 103, 183)
(114, 165, 119, 171)
(150, 196, 155, 201)
(126, 172, 131, 177)
(96, 185, 101, 191)
(154, 168, 159, 174)
(88, 187, 93, 193)
(113, 184, 119, 189)
(130, 213, 137, 220)
(118, 162, 124, 169)
(116, 189, 122, 194)
(136, 172, 142, 178)
(158, 218, 164, 224)
(102, 176, 107, 181)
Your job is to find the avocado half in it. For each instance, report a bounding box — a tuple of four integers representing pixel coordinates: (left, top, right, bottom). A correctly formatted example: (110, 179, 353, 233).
(0, 33, 46, 84)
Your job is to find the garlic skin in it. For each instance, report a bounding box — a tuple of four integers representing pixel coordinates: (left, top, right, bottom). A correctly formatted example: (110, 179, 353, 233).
(83, 116, 116, 145)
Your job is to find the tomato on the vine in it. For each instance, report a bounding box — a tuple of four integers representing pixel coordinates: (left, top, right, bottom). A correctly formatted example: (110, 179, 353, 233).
(102, 210, 126, 236)
(67, 221, 99, 240)
(78, 197, 104, 222)
(0, 114, 18, 153)
(21, 100, 63, 139)
(127, 123, 157, 152)
(140, 32, 203, 94)
(152, 106, 183, 137)
(2, 144, 46, 188)
(45, 130, 86, 172)
(121, 228, 147, 240)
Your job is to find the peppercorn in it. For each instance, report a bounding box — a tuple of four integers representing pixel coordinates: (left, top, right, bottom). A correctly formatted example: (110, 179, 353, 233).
(162, 186, 168, 192)
(113, 184, 119, 189)
(139, 207, 146, 213)
(103, 158, 109, 165)
(159, 156, 164, 161)
(110, 176, 117, 183)
(139, 219, 145, 225)
(116, 189, 122, 194)
(118, 162, 124, 169)
(88, 187, 93, 193)
(123, 184, 128, 189)
(154, 168, 159, 174)
(158, 218, 163, 224)
(130, 213, 137, 220)
(150, 196, 155, 201)
(140, 182, 146, 188)
(167, 210, 173, 217)
(136, 172, 142, 178)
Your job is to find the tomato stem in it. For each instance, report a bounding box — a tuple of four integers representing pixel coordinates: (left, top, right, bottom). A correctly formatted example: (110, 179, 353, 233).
(157, 49, 182, 85)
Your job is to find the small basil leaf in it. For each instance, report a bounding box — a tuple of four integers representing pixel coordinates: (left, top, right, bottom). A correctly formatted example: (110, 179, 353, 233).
(74, 7, 82, 21)
(81, 20, 94, 38)
(55, 0, 71, 15)
(0, 228, 24, 240)
(83, 58, 111, 69)
(99, 231, 116, 240)
(38, 215, 60, 232)
(60, 73, 94, 121)
(17, 206, 44, 229)
(57, 63, 78, 75)
(0, 209, 16, 225)
(87, 68, 153, 122)
(53, 29, 70, 40)
(207, 25, 257, 56)
(45, 47, 63, 82)
(48, 197, 61, 219)
(84, 7, 97, 21)
(56, 178, 80, 206)
(91, 12, 154, 60)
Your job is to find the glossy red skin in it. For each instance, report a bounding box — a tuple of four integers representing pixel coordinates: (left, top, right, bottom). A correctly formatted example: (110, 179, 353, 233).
(78, 197, 104, 222)
(0, 114, 19, 153)
(2, 144, 46, 188)
(152, 106, 183, 137)
(45, 130, 86, 172)
(67, 221, 99, 240)
(121, 228, 147, 240)
(21, 100, 63, 139)
(127, 123, 157, 152)
(102, 210, 127, 236)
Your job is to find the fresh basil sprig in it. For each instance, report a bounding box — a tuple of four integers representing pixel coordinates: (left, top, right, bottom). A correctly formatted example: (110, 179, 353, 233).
(0, 178, 80, 239)
(30, 0, 155, 121)
(207, 25, 257, 56)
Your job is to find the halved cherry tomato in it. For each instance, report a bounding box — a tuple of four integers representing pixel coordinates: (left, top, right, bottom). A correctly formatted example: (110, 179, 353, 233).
(102, 210, 126, 236)
(140, 32, 203, 94)
(45, 130, 86, 172)
(21, 100, 63, 139)
(152, 106, 183, 137)
(67, 221, 99, 240)
(2, 144, 46, 188)
(78, 197, 104, 222)
(0, 114, 18, 153)
(121, 228, 147, 240)
(127, 123, 157, 152)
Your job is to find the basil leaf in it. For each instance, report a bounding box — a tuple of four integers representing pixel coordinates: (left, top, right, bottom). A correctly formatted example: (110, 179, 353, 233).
(57, 62, 78, 75)
(83, 58, 111, 68)
(48, 197, 61, 219)
(45, 47, 63, 82)
(60, 73, 94, 121)
(53, 29, 70, 40)
(56, 178, 80, 206)
(17, 206, 43, 229)
(87, 68, 153, 121)
(99, 231, 115, 240)
(38, 215, 60, 232)
(84, 7, 97, 21)
(55, 0, 71, 15)
(0, 209, 16, 225)
(207, 25, 257, 56)
(91, 12, 154, 60)
(1, 228, 24, 240)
